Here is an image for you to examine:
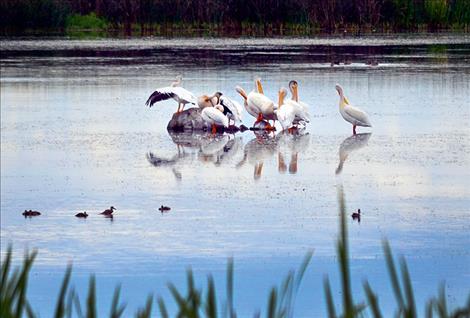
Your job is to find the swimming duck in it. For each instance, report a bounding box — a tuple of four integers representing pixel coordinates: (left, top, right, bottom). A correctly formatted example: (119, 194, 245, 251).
(351, 209, 361, 222)
(158, 205, 171, 212)
(22, 210, 41, 217)
(75, 212, 88, 218)
(100, 206, 116, 215)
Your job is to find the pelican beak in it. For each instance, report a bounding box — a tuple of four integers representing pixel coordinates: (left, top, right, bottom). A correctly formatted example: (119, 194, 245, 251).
(256, 79, 264, 94)
(343, 97, 350, 105)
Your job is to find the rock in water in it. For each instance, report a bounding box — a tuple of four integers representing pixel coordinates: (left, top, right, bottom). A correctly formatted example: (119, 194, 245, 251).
(167, 108, 206, 131)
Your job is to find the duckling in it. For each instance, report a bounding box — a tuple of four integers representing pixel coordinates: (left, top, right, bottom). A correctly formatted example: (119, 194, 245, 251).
(75, 212, 88, 218)
(158, 205, 171, 212)
(22, 210, 41, 217)
(351, 209, 361, 222)
(100, 206, 116, 215)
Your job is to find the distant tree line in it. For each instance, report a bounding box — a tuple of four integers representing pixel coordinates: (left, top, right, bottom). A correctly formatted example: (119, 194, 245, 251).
(1, 0, 469, 34)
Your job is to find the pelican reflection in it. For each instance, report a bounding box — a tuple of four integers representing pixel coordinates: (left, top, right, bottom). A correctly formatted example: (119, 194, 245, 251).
(335, 133, 371, 175)
(236, 131, 278, 180)
(276, 130, 310, 174)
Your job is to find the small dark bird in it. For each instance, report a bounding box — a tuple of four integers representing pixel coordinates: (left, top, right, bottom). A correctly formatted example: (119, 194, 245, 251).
(100, 206, 116, 215)
(158, 205, 171, 212)
(351, 209, 361, 222)
(22, 210, 41, 217)
(75, 212, 88, 218)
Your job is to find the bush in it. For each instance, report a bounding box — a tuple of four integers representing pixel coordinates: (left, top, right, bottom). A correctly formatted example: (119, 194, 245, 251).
(66, 12, 108, 31)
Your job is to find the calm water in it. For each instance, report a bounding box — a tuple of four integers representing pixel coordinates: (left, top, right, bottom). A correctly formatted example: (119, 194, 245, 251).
(1, 34, 470, 316)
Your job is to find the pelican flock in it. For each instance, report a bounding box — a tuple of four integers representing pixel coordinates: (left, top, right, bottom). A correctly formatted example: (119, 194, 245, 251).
(145, 76, 372, 135)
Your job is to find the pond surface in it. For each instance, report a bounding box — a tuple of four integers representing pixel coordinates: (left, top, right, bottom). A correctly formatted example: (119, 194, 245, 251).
(1, 34, 470, 316)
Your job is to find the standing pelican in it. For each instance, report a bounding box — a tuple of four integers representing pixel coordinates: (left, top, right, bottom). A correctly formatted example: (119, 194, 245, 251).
(276, 87, 307, 131)
(235, 79, 276, 129)
(335, 84, 372, 135)
(201, 105, 229, 133)
(289, 80, 310, 126)
(215, 93, 243, 125)
(146, 76, 197, 113)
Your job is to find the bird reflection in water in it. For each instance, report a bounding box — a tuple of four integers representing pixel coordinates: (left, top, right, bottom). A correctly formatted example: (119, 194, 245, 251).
(335, 133, 371, 175)
(147, 132, 243, 179)
(276, 130, 310, 175)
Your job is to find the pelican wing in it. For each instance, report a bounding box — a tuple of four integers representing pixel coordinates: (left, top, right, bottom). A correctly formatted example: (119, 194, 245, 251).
(145, 86, 197, 107)
(343, 105, 371, 127)
(220, 96, 243, 122)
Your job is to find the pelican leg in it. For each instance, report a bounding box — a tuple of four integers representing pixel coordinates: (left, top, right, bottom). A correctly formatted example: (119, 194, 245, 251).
(353, 125, 357, 135)
(211, 124, 217, 134)
(255, 113, 264, 123)
(254, 162, 263, 180)
(176, 103, 181, 114)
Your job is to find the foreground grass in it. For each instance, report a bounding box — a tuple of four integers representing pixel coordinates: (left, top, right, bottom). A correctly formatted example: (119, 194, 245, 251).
(2, 194, 469, 317)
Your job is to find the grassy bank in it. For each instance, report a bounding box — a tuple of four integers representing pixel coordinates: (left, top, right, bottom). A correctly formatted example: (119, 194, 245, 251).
(1, 0, 470, 36)
(2, 187, 469, 317)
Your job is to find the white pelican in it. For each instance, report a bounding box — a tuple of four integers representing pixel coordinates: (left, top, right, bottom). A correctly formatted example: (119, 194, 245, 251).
(335, 84, 372, 135)
(235, 79, 276, 129)
(275, 88, 307, 131)
(215, 92, 243, 125)
(201, 105, 229, 133)
(146, 76, 197, 113)
(288, 80, 311, 125)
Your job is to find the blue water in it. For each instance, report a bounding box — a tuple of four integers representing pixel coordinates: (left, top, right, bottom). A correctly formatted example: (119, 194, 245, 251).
(1, 34, 469, 316)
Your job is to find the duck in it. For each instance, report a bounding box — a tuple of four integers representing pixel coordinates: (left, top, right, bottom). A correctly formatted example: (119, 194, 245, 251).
(235, 78, 276, 130)
(201, 104, 229, 133)
(351, 209, 361, 222)
(75, 212, 88, 218)
(158, 205, 171, 212)
(22, 210, 41, 217)
(100, 206, 116, 215)
(335, 84, 372, 135)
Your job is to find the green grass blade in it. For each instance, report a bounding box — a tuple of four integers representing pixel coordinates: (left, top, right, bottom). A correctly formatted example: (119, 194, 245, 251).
(109, 285, 126, 318)
(400, 258, 416, 317)
(363, 281, 382, 318)
(383, 241, 404, 310)
(323, 276, 336, 318)
(157, 296, 169, 318)
(54, 265, 72, 318)
(136, 294, 153, 318)
(267, 287, 278, 318)
(86, 275, 97, 318)
(205, 275, 217, 318)
(227, 258, 235, 318)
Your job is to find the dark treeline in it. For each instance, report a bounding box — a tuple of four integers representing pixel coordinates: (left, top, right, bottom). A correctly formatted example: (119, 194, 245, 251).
(1, 0, 470, 34)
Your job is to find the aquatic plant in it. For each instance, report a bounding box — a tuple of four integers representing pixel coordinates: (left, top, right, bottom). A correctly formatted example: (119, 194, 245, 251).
(1, 205, 470, 317)
(66, 12, 108, 31)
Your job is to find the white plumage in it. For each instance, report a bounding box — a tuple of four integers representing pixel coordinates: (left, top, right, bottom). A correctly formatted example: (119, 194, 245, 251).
(219, 95, 243, 124)
(275, 88, 308, 130)
(335, 84, 371, 134)
(235, 86, 276, 122)
(201, 105, 229, 130)
(146, 86, 197, 113)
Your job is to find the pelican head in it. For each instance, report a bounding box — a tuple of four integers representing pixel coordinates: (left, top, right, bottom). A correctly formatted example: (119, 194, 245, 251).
(235, 86, 248, 101)
(289, 80, 299, 101)
(335, 84, 344, 96)
(214, 104, 224, 112)
(278, 87, 288, 107)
